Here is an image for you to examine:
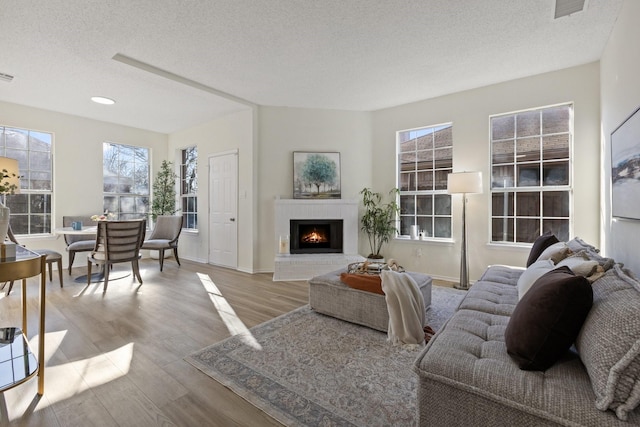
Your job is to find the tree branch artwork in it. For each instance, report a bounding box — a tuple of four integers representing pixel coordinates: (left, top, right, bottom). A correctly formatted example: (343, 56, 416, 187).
(293, 152, 341, 199)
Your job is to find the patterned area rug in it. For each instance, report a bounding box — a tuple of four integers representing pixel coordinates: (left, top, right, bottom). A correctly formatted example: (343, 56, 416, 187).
(186, 285, 466, 427)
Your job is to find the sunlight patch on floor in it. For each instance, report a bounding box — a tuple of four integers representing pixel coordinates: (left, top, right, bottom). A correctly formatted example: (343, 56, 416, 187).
(73, 343, 134, 387)
(197, 272, 261, 350)
(4, 331, 133, 422)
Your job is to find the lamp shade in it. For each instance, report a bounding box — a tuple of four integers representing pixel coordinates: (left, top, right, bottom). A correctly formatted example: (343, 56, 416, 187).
(0, 156, 20, 194)
(447, 171, 483, 195)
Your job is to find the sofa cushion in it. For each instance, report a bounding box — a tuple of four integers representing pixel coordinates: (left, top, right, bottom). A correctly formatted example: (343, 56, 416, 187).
(339, 272, 384, 295)
(458, 265, 520, 316)
(567, 236, 600, 253)
(556, 253, 599, 277)
(505, 266, 593, 371)
(516, 259, 555, 299)
(565, 236, 616, 271)
(526, 232, 559, 267)
(535, 241, 571, 264)
(576, 264, 640, 421)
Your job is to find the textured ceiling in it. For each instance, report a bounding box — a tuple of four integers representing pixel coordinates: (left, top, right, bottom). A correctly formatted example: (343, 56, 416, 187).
(0, 0, 623, 134)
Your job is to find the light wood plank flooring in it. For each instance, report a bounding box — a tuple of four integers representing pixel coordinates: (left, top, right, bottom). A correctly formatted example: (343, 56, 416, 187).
(0, 259, 309, 427)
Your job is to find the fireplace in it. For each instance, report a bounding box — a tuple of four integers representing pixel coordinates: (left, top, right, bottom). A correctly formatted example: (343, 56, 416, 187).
(273, 199, 362, 281)
(290, 219, 343, 254)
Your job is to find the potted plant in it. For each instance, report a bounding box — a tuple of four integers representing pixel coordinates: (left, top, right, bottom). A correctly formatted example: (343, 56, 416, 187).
(150, 160, 179, 259)
(360, 187, 400, 260)
(151, 160, 179, 220)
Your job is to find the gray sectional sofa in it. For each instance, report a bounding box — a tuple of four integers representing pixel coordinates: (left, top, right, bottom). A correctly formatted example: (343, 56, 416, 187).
(414, 238, 640, 426)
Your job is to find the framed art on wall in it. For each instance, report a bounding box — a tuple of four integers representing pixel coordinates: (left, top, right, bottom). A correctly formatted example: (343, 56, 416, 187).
(611, 105, 640, 220)
(293, 152, 341, 199)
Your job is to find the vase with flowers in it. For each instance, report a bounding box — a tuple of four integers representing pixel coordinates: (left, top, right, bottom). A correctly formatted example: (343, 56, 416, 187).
(0, 157, 20, 242)
(91, 212, 116, 221)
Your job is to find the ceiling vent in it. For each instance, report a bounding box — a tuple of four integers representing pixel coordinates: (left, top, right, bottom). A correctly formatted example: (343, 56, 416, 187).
(555, 0, 587, 19)
(0, 72, 14, 83)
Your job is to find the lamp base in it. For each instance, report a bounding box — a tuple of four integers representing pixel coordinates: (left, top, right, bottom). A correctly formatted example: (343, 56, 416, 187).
(454, 283, 470, 291)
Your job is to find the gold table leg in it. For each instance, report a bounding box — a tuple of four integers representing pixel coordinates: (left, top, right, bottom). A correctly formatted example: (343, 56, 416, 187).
(37, 256, 45, 395)
(21, 278, 27, 336)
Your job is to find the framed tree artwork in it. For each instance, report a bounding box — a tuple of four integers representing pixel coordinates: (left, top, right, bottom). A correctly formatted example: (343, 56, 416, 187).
(293, 152, 341, 199)
(611, 105, 640, 220)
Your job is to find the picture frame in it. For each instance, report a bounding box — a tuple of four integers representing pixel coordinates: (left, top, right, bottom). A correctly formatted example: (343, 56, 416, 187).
(611, 105, 640, 220)
(293, 151, 341, 199)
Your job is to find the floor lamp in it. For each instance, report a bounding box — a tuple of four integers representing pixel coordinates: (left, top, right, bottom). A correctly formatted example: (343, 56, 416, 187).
(448, 171, 483, 290)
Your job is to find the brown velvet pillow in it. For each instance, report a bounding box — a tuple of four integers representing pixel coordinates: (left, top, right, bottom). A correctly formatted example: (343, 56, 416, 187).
(339, 273, 384, 295)
(505, 266, 593, 371)
(526, 232, 559, 267)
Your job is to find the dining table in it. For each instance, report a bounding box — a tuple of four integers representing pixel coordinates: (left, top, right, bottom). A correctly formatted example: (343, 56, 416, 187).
(53, 225, 98, 236)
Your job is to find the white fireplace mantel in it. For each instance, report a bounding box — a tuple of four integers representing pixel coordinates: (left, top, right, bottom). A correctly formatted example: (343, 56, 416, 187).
(273, 198, 363, 281)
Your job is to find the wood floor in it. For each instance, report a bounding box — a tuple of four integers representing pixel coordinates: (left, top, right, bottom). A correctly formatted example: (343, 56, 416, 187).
(0, 259, 309, 427)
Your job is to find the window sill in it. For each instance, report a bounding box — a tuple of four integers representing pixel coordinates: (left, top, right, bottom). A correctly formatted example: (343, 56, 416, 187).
(181, 228, 199, 236)
(485, 242, 531, 251)
(393, 236, 454, 244)
(14, 233, 58, 241)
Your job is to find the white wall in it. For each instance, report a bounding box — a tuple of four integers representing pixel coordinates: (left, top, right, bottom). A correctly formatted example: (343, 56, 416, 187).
(372, 63, 602, 282)
(168, 108, 255, 272)
(0, 100, 167, 264)
(601, 0, 640, 275)
(0, 56, 613, 282)
(256, 106, 372, 273)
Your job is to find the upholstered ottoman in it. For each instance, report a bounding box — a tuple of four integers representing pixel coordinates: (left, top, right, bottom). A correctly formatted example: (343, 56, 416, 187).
(309, 268, 433, 332)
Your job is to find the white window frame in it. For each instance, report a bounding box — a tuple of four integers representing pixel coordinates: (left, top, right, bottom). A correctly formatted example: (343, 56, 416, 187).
(102, 142, 150, 220)
(1, 125, 53, 236)
(180, 146, 197, 230)
(396, 123, 453, 240)
(489, 103, 573, 244)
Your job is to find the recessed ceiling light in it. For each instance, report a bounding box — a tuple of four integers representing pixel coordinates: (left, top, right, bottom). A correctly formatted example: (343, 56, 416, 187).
(91, 96, 116, 105)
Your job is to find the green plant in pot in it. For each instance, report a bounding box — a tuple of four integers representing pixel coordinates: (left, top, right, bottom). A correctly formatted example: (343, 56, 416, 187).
(149, 160, 180, 259)
(151, 160, 179, 220)
(360, 187, 400, 260)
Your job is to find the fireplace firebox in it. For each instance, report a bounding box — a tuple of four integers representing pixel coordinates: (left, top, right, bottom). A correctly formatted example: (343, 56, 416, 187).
(290, 219, 343, 254)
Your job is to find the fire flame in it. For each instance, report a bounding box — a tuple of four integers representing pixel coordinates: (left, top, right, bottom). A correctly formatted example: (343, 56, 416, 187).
(302, 229, 327, 243)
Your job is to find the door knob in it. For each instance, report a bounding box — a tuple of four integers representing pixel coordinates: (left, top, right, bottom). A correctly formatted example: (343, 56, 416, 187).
(230, 218, 235, 222)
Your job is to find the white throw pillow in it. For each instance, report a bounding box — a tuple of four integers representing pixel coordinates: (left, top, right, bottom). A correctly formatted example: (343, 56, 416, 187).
(517, 259, 555, 300)
(556, 256, 599, 277)
(536, 241, 571, 264)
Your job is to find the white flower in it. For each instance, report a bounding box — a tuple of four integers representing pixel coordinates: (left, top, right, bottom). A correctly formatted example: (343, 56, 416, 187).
(91, 212, 116, 221)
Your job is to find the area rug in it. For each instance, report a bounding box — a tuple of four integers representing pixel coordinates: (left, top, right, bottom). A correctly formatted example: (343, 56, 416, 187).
(186, 285, 465, 427)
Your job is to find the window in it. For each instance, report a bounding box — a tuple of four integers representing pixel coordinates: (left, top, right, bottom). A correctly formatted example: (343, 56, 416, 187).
(397, 124, 453, 239)
(490, 104, 572, 243)
(1, 126, 53, 235)
(102, 142, 150, 220)
(180, 146, 197, 229)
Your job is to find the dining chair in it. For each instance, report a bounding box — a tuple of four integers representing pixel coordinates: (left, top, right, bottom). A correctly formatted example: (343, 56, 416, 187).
(62, 215, 96, 275)
(87, 219, 146, 291)
(141, 215, 183, 271)
(2, 224, 63, 296)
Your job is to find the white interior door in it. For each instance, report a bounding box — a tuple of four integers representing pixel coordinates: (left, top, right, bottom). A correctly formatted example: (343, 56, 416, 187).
(209, 152, 238, 268)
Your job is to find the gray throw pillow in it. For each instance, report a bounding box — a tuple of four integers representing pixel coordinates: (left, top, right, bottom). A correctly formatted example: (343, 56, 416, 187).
(516, 259, 555, 300)
(576, 264, 640, 421)
(556, 254, 599, 277)
(535, 241, 571, 264)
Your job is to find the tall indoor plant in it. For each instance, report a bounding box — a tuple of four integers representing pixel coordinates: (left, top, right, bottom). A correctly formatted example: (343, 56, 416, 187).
(151, 160, 179, 220)
(360, 187, 400, 260)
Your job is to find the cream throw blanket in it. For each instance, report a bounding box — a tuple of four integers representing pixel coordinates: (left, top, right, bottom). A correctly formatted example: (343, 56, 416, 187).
(381, 270, 426, 347)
